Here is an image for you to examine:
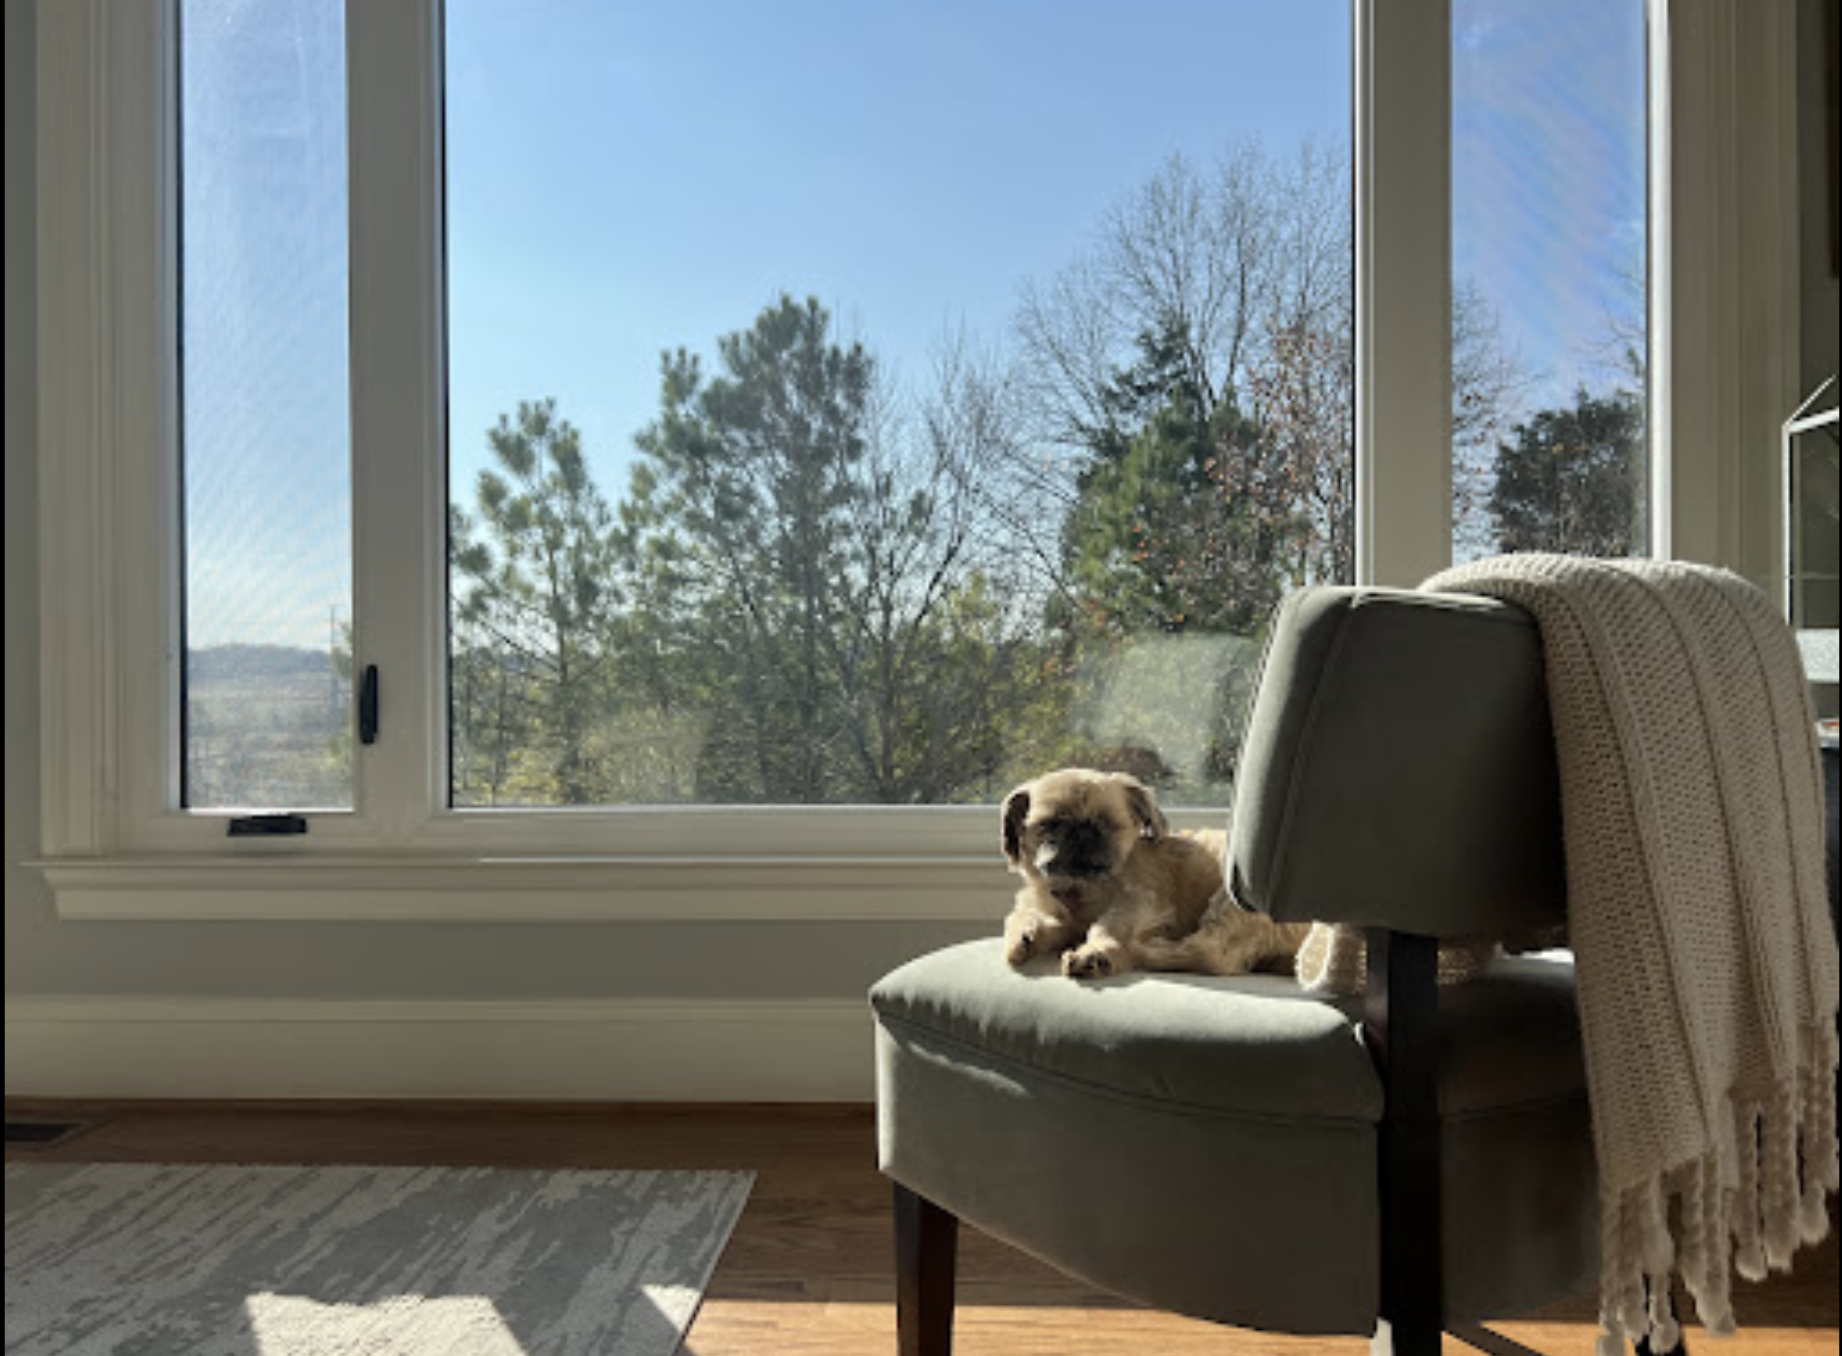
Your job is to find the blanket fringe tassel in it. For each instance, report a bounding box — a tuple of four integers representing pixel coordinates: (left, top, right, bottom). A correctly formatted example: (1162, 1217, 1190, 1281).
(1596, 1021, 1840, 1356)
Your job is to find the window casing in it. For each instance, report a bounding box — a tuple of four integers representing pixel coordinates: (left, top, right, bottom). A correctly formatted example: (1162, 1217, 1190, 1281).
(35, 0, 1799, 919)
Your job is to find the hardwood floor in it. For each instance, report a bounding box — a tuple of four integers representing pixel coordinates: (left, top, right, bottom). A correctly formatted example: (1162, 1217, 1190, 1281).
(6, 1099, 1838, 1356)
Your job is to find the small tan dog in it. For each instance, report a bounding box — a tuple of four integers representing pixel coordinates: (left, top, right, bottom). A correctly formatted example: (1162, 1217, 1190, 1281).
(1001, 768, 1309, 980)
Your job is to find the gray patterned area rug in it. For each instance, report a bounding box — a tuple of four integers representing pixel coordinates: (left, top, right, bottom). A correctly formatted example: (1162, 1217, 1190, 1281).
(4, 1161, 753, 1356)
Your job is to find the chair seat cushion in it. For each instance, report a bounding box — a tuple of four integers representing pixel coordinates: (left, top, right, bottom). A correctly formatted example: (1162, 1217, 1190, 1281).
(871, 937, 1587, 1123)
(873, 937, 1383, 1121)
(871, 938, 1597, 1334)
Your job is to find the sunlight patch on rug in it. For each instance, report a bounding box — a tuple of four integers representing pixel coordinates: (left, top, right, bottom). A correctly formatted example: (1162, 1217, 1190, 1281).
(4, 1162, 753, 1356)
(246, 1293, 527, 1356)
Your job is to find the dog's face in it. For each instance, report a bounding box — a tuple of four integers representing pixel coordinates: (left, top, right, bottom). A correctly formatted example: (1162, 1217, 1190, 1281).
(1001, 769, 1167, 897)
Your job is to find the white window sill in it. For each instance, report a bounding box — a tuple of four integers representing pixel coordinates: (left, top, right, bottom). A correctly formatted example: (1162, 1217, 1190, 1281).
(30, 853, 1011, 923)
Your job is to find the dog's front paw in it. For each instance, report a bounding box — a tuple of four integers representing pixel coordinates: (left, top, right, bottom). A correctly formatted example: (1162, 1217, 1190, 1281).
(1004, 929, 1038, 967)
(1061, 943, 1119, 980)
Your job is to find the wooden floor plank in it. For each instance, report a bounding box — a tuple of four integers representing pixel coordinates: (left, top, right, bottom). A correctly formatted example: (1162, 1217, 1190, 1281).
(7, 1099, 1837, 1356)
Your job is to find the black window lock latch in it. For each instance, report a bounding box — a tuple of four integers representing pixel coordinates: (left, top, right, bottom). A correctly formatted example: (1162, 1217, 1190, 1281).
(359, 663, 380, 745)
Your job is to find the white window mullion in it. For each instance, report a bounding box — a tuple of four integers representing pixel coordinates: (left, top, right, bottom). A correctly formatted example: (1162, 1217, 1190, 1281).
(116, 1, 186, 841)
(345, 0, 448, 843)
(1646, 0, 1674, 560)
(1653, 0, 1798, 585)
(1355, 0, 1453, 588)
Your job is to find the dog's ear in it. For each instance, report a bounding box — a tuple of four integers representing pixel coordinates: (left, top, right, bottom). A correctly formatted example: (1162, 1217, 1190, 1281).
(1000, 784, 1032, 864)
(1115, 774, 1167, 841)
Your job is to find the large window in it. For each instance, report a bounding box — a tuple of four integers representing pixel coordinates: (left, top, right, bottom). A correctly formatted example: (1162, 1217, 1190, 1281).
(443, 0, 1352, 809)
(56, 0, 1799, 921)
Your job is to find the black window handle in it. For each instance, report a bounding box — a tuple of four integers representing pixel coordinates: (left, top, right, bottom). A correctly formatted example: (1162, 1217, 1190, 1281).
(359, 664, 380, 745)
(228, 813, 307, 837)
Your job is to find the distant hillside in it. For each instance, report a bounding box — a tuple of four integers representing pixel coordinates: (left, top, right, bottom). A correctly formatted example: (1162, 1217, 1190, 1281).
(185, 644, 350, 809)
(188, 644, 336, 685)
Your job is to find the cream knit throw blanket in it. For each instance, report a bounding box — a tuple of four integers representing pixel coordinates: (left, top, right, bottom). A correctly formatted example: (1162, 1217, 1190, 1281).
(1411, 554, 1840, 1353)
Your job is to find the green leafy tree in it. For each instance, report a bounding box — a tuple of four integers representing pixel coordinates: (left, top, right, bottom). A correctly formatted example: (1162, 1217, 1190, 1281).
(450, 398, 621, 804)
(627, 296, 1062, 804)
(1058, 318, 1297, 640)
(628, 296, 878, 801)
(1489, 388, 1645, 557)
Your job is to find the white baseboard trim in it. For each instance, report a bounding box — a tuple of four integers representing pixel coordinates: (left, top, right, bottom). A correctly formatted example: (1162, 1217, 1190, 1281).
(4, 995, 874, 1102)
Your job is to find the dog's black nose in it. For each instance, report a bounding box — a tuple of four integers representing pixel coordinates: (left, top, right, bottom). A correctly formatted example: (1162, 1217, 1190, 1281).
(1035, 820, 1113, 879)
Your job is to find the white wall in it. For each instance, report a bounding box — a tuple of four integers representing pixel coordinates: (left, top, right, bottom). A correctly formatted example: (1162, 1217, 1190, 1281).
(1798, 0, 1839, 399)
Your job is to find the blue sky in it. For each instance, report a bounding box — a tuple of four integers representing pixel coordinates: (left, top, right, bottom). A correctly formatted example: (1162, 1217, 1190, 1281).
(182, 0, 353, 655)
(183, 0, 1646, 651)
(1453, 0, 1648, 395)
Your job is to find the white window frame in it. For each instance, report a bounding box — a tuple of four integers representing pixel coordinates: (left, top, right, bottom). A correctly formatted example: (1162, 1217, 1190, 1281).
(34, 0, 1798, 921)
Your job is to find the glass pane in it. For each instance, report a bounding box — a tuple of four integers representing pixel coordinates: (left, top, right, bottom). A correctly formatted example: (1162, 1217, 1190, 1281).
(446, 0, 1351, 807)
(180, 0, 355, 810)
(1451, 0, 1649, 563)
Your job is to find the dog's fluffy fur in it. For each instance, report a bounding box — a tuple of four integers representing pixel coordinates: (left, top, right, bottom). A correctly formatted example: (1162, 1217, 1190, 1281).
(1001, 768, 1310, 980)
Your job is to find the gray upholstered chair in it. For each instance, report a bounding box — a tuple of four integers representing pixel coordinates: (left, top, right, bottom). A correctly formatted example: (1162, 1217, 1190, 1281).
(871, 585, 1605, 1356)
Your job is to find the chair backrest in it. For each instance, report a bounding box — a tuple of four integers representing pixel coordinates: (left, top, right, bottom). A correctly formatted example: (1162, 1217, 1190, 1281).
(1227, 586, 1567, 939)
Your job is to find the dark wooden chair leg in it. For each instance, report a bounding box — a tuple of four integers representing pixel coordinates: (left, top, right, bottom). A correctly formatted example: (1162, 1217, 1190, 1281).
(1368, 930, 1444, 1356)
(895, 1181, 958, 1356)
